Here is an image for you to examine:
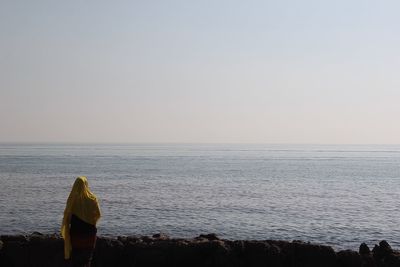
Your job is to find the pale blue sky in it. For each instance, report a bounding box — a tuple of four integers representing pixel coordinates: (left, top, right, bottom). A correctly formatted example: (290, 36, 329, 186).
(1, 0, 399, 143)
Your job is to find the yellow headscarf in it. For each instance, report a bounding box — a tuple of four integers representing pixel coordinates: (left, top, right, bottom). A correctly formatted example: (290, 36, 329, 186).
(61, 176, 101, 259)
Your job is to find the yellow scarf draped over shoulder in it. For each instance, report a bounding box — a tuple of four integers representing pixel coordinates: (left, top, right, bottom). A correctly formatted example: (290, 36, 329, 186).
(61, 176, 101, 259)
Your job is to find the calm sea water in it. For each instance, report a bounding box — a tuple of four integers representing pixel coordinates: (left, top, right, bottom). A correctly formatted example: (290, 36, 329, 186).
(0, 143, 400, 250)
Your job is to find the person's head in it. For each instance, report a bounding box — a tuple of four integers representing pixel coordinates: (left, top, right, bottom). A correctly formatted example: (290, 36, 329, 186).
(70, 176, 96, 199)
(72, 176, 88, 192)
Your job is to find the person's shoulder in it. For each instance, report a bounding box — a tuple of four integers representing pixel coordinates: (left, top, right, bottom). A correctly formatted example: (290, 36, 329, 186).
(91, 194, 99, 203)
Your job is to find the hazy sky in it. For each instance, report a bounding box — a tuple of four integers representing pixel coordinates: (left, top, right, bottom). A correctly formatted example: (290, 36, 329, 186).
(1, 0, 399, 143)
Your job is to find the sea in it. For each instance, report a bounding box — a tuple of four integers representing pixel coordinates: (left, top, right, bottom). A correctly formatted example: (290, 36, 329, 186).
(0, 143, 400, 250)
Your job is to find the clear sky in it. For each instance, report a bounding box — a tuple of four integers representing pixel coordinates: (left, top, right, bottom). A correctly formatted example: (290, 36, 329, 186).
(1, 0, 399, 143)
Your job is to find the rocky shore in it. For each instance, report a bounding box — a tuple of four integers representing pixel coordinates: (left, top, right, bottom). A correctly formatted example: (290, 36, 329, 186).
(1, 233, 399, 267)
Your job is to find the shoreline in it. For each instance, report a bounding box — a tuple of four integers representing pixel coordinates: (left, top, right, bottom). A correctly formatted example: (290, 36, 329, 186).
(1, 233, 399, 267)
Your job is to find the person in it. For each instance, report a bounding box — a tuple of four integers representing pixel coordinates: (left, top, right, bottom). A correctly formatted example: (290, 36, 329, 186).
(61, 176, 101, 267)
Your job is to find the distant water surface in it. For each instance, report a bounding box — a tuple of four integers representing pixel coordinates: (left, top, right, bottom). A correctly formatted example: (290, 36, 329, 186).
(1, 143, 400, 250)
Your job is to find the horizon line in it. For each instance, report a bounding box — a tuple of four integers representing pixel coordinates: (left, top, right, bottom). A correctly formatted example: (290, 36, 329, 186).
(1, 141, 400, 146)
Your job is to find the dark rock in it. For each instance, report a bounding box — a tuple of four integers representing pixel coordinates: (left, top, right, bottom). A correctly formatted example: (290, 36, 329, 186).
(0, 239, 11, 267)
(31, 231, 43, 236)
(152, 233, 169, 240)
(370, 240, 400, 267)
(141, 236, 153, 243)
(337, 250, 362, 267)
(117, 235, 141, 244)
(359, 243, 375, 267)
(240, 241, 281, 267)
(94, 237, 124, 267)
(1, 236, 30, 267)
(372, 244, 382, 260)
(359, 243, 370, 255)
(196, 233, 219, 241)
(2, 234, 400, 267)
(379, 240, 393, 254)
(0, 235, 28, 242)
(27, 233, 64, 266)
(282, 241, 337, 267)
(383, 253, 400, 267)
(372, 240, 396, 266)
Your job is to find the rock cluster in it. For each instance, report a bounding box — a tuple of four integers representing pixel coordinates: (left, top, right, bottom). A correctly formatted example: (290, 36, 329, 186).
(1, 233, 399, 267)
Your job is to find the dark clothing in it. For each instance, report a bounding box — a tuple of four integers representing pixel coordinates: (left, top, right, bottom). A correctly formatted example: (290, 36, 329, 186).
(71, 214, 97, 235)
(70, 214, 97, 267)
